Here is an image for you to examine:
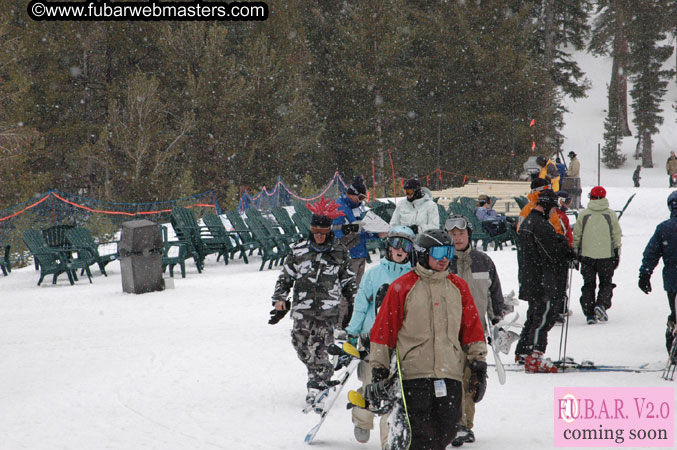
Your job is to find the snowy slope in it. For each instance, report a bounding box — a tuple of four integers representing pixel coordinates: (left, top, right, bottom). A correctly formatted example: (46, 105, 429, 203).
(3, 50, 677, 450)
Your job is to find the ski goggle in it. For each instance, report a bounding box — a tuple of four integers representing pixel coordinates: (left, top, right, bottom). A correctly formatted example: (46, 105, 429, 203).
(310, 227, 331, 235)
(388, 237, 413, 253)
(444, 216, 469, 231)
(429, 245, 454, 261)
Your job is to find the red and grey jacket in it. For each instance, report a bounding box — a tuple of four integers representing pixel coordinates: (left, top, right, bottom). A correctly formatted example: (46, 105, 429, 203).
(369, 264, 487, 382)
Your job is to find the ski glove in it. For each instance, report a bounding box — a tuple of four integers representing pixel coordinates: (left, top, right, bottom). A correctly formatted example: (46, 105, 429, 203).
(268, 300, 291, 325)
(341, 224, 360, 234)
(638, 273, 652, 294)
(613, 248, 620, 269)
(468, 360, 487, 403)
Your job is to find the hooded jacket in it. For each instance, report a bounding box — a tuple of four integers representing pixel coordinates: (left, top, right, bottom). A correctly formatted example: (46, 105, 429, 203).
(640, 209, 677, 292)
(369, 264, 487, 382)
(389, 188, 440, 232)
(345, 258, 411, 336)
(572, 198, 622, 259)
(568, 157, 580, 178)
(450, 247, 504, 333)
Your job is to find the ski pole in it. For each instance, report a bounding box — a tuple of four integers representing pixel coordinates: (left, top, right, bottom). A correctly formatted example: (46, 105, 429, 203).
(561, 265, 574, 368)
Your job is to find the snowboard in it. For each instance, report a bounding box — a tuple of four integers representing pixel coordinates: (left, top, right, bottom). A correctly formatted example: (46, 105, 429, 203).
(486, 312, 521, 385)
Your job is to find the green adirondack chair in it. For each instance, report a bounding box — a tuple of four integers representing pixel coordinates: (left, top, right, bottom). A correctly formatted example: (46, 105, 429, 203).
(162, 241, 187, 278)
(202, 213, 249, 264)
(271, 207, 304, 242)
(224, 210, 262, 256)
(65, 227, 118, 276)
(22, 229, 93, 285)
(244, 210, 288, 270)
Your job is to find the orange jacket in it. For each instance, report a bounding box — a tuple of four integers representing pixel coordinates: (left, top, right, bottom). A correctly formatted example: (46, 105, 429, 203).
(517, 191, 563, 234)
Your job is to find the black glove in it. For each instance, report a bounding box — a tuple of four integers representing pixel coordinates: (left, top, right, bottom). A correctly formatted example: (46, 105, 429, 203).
(410, 225, 419, 234)
(341, 223, 360, 234)
(613, 248, 620, 269)
(638, 273, 652, 294)
(268, 300, 291, 325)
(371, 367, 390, 383)
(468, 360, 487, 403)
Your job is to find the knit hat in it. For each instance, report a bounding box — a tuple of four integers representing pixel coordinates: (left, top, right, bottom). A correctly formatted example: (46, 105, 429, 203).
(589, 186, 606, 199)
(347, 176, 367, 197)
(403, 178, 421, 190)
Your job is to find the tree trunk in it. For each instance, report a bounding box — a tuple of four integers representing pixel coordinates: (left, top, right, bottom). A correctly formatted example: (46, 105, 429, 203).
(612, 19, 632, 137)
(540, 0, 556, 151)
(642, 130, 653, 168)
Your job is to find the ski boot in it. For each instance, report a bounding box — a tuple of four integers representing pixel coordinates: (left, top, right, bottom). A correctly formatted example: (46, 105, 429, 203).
(525, 351, 558, 373)
(515, 354, 527, 365)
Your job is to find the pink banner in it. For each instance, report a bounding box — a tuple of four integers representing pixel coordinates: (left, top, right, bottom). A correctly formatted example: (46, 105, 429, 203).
(554, 387, 674, 447)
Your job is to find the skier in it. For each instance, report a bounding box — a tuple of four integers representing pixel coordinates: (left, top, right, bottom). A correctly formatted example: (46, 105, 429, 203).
(517, 177, 564, 235)
(638, 191, 677, 363)
(666, 151, 677, 187)
(536, 155, 560, 191)
(572, 186, 622, 324)
(368, 229, 488, 449)
(515, 190, 572, 373)
(444, 215, 505, 447)
(332, 176, 384, 328)
(633, 165, 641, 188)
(268, 197, 357, 408)
(345, 225, 415, 445)
(389, 178, 439, 234)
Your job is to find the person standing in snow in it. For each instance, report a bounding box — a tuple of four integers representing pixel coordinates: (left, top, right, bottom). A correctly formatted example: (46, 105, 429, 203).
(633, 165, 641, 188)
(514, 190, 572, 373)
(667, 151, 677, 187)
(333, 176, 384, 329)
(389, 178, 439, 234)
(638, 191, 677, 363)
(368, 229, 488, 449)
(536, 155, 561, 191)
(345, 225, 415, 446)
(268, 197, 357, 407)
(567, 151, 580, 178)
(444, 215, 505, 447)
(572, 186, 622, 324)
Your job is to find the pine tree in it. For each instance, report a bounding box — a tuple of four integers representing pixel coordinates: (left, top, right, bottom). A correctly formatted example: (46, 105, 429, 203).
(626, 0, 674, 168)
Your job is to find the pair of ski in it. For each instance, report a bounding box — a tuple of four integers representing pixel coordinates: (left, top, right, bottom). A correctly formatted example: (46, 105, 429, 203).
(303, 342, 362, 444)
(495, 359, 664, 373)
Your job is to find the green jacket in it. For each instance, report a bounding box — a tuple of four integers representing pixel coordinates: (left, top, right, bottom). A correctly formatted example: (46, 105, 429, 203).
(572, 198, 622, 259)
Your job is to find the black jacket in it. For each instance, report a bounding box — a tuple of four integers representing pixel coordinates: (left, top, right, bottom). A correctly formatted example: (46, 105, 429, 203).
(517, 209, 571, 302)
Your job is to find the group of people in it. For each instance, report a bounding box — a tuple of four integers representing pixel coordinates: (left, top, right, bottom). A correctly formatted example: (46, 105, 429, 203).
(632, 151, 677, 188)
(266, 163, 677, 449)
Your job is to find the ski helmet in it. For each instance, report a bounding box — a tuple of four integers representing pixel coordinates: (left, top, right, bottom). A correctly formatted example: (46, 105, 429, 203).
(536, 155, 548, 166)
(537, 189, 558, 213)
(385, 225, 415, 263)
(668, 191, 677, 210)
(413, 229, 454, 269)
(589, 186, 606, 199)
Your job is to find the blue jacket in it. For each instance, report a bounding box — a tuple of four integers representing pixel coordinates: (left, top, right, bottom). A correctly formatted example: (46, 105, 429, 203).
(475, 207, 502, 222)
(556, 162, 567, 179)
(640, 210, 677, 292)
(332, 196, 377, 259)
(345, 258, 411, 336)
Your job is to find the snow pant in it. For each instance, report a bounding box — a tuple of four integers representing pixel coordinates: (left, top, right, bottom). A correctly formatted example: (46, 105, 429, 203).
(579, 257, 616, 317)
(634, 179, 640, 188)
(352, 359, 388, 448)
(515, 296, 560, 355)
(339, 257, 366, 329)
(291, 317, 334, 388)
(460, 359, 475, 431)
(402, 378, 462, 450)
(666, 292, 677, 353)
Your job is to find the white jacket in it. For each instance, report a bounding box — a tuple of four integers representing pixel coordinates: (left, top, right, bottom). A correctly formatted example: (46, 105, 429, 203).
(389, 188, 439, 232)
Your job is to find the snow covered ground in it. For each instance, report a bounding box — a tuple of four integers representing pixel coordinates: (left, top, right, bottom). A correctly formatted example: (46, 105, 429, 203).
(3, 48, 677, 450)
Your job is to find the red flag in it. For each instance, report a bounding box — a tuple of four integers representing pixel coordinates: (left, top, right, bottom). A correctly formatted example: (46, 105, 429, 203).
(529, 119, 535, 127)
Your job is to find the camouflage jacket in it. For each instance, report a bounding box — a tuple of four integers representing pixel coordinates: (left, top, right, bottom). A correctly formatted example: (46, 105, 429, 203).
(271, 240, 357, 321)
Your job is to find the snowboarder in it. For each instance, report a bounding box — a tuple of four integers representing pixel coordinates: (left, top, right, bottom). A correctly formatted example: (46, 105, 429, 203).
(638, 191, 677, 363)
(368, 229, 488, 449)
(444, 215, 505, 446)
(389, 178, 439, 234)
(515, 190, 572, 373)
(268, 197, 357, 407)
(572, 186, 622, 324)
(332, 176, 384, 328)
(632, 165, 641, 188)
(345, 225, 415, 445)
